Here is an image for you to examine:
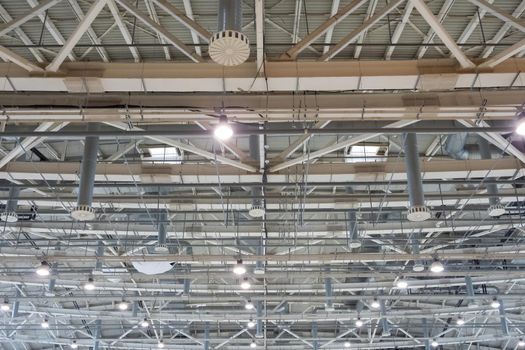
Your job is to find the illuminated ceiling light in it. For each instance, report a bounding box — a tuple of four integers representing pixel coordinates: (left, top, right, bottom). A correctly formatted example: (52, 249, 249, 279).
(70, 341, 78, 349)
(250, 340, 257, 348)
(491, 297, 501, 309)
(245, 299, 255, 310)
(240, 277, 251, 290)
(41, 318, 50, 329)
(141, 318, 150, 328)
(430, 259, 444, 273)
(519, 338, 525, 347)
(233, 259, 247, 275)
(517, 119, 525, 136)
(83, 277, 96, 291)
(431, 339, 439, 348)
(456, 316, 465, 326)
(36, 261, 50, 277)
(396, 279, 408, 289)
(370, 298, 380, 309)
(355, 317, 363, 328)
(157, 340, 165, 349)
(0, 300, 10, 312)
(247, 318, 255, 329)
(214, 115, 234, 141)
(118, 300, 129, 311)
(344, 341, 351, 348)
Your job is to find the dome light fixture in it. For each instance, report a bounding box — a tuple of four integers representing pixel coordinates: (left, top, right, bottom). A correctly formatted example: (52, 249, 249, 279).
(214, 115, 234, 141)
(233, 259, 247, 275)
(344, 340, 351, 348)
(70, 341, 78, 349)
(240, 277, 251, 290)
(0, 300, 10, 312)
(141, 318, 150, 328)
(491, 297, 501, 309)
(118, 300, 129, 311)
(36, 261, 50, 277)
(430, 259, 444, 273)
(355, 317, 363, 328)
(396, 279, 408, 289)
(41, 318, 50, 329)
(83, 277, 96, 291)
(456, 316, 465, 326)
(431, 339, 439, 348)
(247, 318, 255, 329)
(250, 340, 257, 348)
(157, 340, 165, 349)
(245, 299, 255, 310)
(370, 298, 380, 309)
(517, 118, 525, 136)
(519, 338, 525, 347)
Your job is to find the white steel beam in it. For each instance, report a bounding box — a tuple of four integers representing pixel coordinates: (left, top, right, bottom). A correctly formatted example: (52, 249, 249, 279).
(353, 0, 379, 59)
(0, 0, 62, 37)
(255, 0, 265, 74)
(107, 0, 141, 62)
(456, 0, 494, 47)
(105, 121, 257, 172)
(416, 0, 455, 59)
(410, 0, 475, 69)
(114, 0, 204, 63)
(0, 4, 44, 63)
(320, 0, 405, 61)
(26, 0, 76, 62)
(479, 38, 525, 68)
(0, 46, 43, 72)
(273, 120, 331, 161)
(467, 0, 525, 33)
(66, 0, 110, 62)
(182, 0, 201, 56)
(266, 18, 319, 54)
(269, 120, 418, 172)
(291, 0, 303, 44)
(144, 0, 171, 60)
(280, 0, 368, 59)
(46, 0, 108, 72)
(480, 0, 525, 58)
(385, 1, 414, 59)
(323, 0, 340, 54)
(151, 0, 211, 41)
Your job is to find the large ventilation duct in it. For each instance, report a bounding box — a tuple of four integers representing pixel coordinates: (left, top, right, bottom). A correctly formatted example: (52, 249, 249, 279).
(248, 135, 265, 218)
(324, 266, 334, 312)
(155, 211, 168, 253)
(478, 136, 506, 217)
(345, 187, 361, 248)
(410, 232, 424, 272)
(403, 133, 431, 222)
(445, 131, 469, 160)
(0, 186, 20, 222)
(71, 123, 99, 221)
(255, 300, 263, 338)
(209, 0, 250, 66)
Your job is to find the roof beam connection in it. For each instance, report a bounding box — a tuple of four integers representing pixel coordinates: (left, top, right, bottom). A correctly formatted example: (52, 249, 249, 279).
(0, 0, 62, 37)
(151, 0, 211, 42)
(107, 0, 141, 62)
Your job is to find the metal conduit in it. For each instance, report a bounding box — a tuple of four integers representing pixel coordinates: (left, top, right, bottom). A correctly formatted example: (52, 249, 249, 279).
(70, 123, 99, 221)
(403, 133, 431, 222)
(218, 0, 242, 32)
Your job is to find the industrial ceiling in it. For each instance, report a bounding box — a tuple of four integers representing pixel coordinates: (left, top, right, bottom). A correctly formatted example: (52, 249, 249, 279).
(0, 0, 524, 349)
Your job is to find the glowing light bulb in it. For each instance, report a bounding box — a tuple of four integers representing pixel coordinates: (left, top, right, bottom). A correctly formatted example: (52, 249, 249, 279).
(250, 341, 257, 348)
(355, 317, 363, 328)
(118, 300, 129, 311)
(141, 318, 149, 328)
(430, 260, 444, 273)
(370, 298, 380, 309)
(247, 318, 255, 329)
(41, 319, 50, 329)
(490, 297, 500, 309)
(240, 277, 251, 290)
(36, 261, 50, 277)
(233, 259, 246, 275)
(158, 340, 165, 349)
(83, 277, 95, 291)
(70, 341, 78, 349)
(456, 316, 465, 326)
(431, 339, 438, 348)
(396, 280, 408, 289)
(214, 116, 233, 141)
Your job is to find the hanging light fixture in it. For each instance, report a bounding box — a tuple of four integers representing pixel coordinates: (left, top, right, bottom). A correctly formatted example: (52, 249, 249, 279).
(0, 300, 10, 312)
(118, 300, 129, 311)
(250, 340, 257, 348)
(70, 341, 78, 349)
(233, 259, 247, 275)
(344, 340, 351, 348)
(456, 316, 465, 326)
(83, 277, 96, 291)
(36, 261, 51, 277)
(245, 299, 254, 310)
(519, 338, 525, 347)
(240, 277, 251, 290)
(431, 339, 439, 348)
(214, 115, 234, 141)
(370, 298, 380, 309)
(157, 340, 165, 349)
(491, 297, 501, 309)
(41, 318, 50, 329)
(355, 317, 363, 328)
(430, 259, 444, 273)
(396, 279, 408, 289)
(247, 318, 255, 329)
(516, 115, 525, 136)
(141, 318, 150, 328)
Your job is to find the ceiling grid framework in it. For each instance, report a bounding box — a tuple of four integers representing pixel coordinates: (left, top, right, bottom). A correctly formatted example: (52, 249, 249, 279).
(0, 0, 523, 350)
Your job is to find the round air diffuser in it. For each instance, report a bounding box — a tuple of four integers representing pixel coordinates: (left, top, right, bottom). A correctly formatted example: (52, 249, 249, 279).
(209, 30, 250, 66)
